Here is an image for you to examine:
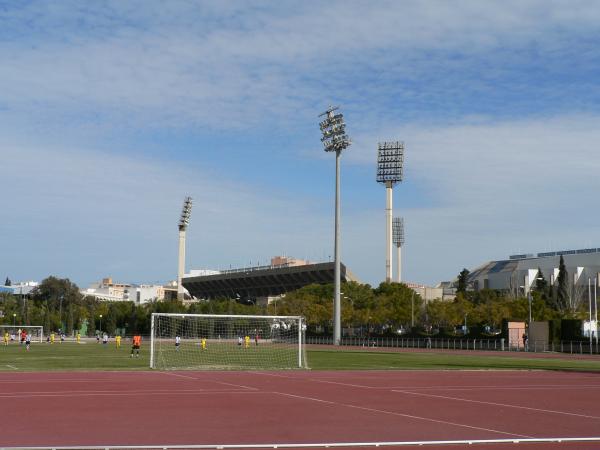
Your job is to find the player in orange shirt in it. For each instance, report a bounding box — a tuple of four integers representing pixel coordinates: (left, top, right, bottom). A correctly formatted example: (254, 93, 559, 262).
(131, 334, 141, 358)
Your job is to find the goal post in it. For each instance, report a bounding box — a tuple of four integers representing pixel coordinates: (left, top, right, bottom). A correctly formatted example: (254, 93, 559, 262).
(150, 313, 307, 370)
(0, 325, 44, 342)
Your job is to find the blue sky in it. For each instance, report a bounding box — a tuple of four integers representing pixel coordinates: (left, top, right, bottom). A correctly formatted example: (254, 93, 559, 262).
(2, 1, 600, 288)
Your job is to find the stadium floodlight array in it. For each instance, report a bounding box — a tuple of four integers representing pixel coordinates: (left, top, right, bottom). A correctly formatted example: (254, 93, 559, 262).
(177, 196, 193, 300)
(392, 217, 405, 282)
(319, 107, 351, 153)
(376, 141, 404, 184)
(319, 106, 351, 347)
(150, 313, 307, 370)
(393, 217, 405, 247)
(179, 196, 193, 231)
(376, 141, 404, 283)
(0, 325, 44, 342)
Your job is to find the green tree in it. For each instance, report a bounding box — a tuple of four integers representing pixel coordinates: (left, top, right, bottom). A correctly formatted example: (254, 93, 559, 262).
(556, 255, 569, 313)
(534, 268, 548, 292)
(457, 269, 470, 294)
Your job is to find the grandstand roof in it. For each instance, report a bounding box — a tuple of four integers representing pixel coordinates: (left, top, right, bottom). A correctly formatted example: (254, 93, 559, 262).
(182, 261, 358, 300)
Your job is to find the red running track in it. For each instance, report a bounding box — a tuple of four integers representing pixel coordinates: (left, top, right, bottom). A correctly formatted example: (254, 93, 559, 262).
(1, 369, 600, 449)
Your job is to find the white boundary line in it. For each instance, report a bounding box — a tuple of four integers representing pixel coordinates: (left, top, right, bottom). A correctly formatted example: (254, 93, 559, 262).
(158, 371, 259, 390)
(5, 365, 18, 370)
(2, 437, 600, 449)
(0, 389, 265, 399)
(391, 389, 600, 420)
(273, 391, 532, 439)
(313, 379, 600, 391)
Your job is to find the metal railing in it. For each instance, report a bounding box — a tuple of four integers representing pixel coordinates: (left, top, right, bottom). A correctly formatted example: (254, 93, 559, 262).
(305, 336, 600, 354)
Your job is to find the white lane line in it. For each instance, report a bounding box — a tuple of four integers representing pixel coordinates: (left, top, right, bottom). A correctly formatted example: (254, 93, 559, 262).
(391, 389, 600, 420)
(159, 372, 198, 380)
(5, 365, 17, 370)
(250, 371, 298, 379)
(273, 391, 532, 439)
(2, 437, 600, 449)
(313, 379, 600, 391)
(213, 380, 259, 391)
(0, 379, 116, 384)
(0, 390, 267, 399)
(158, 371, 258, 390)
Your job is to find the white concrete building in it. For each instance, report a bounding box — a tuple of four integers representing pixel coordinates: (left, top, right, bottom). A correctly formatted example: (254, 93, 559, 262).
(468, 248, 600, 301)
(0, 280, 39, 296)
(82, 277, 166, 304)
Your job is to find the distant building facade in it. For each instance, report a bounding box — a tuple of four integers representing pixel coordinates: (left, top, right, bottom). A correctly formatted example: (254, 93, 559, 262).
(82, 277, 166, 304)
(405, 282, 455, 302)
(0, 280, 39, 296)
(467, 247, 600, 297)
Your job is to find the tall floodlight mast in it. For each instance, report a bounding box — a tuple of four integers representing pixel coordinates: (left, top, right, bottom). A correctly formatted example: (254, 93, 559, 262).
(393, 217, 405, 282)
(177, 196, 193, 301)
(376, 142, 404, 283)
(319, 106, 351, 346)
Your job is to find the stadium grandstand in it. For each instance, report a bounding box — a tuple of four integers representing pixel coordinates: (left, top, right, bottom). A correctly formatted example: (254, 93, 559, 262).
(182, 256, 359, 305)
(467, 247, 600, 295)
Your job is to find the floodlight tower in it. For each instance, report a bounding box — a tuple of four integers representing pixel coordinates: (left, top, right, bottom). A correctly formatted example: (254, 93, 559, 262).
(177, 196, 193, 301)
(319, 106, 351, 346)
(393, 217, 405, 282)
(376, 142, 404, 283)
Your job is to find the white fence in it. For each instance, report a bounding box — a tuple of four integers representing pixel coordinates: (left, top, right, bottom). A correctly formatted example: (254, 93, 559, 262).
(305, 336, 600, 354)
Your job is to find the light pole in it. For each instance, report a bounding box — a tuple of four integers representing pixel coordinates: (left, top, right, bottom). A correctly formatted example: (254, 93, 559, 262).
(589, 278, 593, 355)
(410, 290, 415, 328)
(595, 277, 598, 349)
(464, 313, 468, 335)
(393, 217, 405, 282)
(376, 142, 404, 283)
(13, 313, 16, 328)
(528, 290, 532, 324)
(525, 275, 544, 324)
(59, 294, 64, 332)
(178, 196, 193, 301)
(319, 106, 350, 346)
(99, 314, 103, 335)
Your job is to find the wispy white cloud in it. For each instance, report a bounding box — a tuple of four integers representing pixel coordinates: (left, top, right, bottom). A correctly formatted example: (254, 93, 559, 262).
(346, 114, 600, 283)
(2, 1, 600, 287)
(0, 140, 332, 284)
(2, 0, 600, 130)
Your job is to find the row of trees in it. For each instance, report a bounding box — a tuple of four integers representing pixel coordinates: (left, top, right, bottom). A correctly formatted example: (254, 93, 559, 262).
(0, 276, 268, 336)
(0, 268, 594, 337)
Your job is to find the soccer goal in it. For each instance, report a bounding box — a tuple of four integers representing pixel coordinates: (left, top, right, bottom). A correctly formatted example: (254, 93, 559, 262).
(150, 313, 307, 370)
(0, 325, 44, 342)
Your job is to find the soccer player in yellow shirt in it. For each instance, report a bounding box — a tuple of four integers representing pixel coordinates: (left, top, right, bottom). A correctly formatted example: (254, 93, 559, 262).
(201, 337, 207, 350)
(50, 333, 55, 344)
(115, 335, 121, 348)
(244, 335, 250, 348)
(3, 332, 8, 346)
(76, 332, 81, 344)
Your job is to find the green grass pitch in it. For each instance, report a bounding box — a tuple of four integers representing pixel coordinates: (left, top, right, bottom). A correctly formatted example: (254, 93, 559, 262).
(1, 340, 599, 372)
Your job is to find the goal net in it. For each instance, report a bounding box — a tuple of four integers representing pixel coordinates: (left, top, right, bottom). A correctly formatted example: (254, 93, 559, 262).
(150, 313, 307, 370)
(0, 325, 44, 342)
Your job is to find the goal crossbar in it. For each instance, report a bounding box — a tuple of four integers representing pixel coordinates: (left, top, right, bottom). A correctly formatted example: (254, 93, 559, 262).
(150, 313, 306, 371)
(0, 325, 44, 342)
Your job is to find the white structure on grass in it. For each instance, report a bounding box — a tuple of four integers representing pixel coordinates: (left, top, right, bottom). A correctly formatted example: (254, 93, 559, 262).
(150, 313, 307, 370)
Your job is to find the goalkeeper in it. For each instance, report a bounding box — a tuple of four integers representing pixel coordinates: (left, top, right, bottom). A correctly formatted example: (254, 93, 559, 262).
(131, 334, 141, 358)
